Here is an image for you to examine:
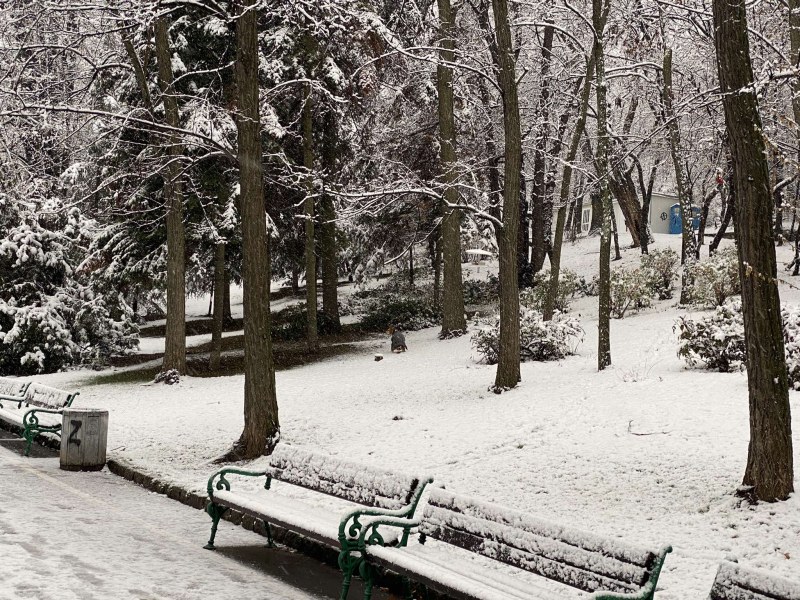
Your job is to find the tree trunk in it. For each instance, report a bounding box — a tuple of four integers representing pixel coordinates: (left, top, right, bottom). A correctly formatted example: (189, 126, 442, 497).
(544, 54, 594, 320)
(637, 162, 658, 254)
(154, 17, 186, 375)
(713, 0, 794, 501)
(431, 231, 441, 309)
(710, 159, 734, 255)
(491, 0, 521, 390)
(696, 185, 720, 258)
(437, 0, 467, 337)
(530, 23, 555, 276)
(663, 48, 698, 305)
(231, 0, 279, 459)
(593, 0, 612, 371)
(610, 204, 622, 261)
(302, 83, 318, 351)
(210, 242, 225, 371)
(223, 272, 232, 322)
(319, 115, 340, 332)
(589, 188, 603, 234)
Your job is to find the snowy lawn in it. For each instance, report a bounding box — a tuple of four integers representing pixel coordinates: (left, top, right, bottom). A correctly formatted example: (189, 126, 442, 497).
(28, 234, 800, 599)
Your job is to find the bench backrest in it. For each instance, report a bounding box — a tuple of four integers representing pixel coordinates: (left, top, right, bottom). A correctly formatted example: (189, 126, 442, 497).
(420, 488, 661, 595)
(267, 445, 420, 510)
(0, 378, 29, 399)
(23, 383, 78, 410)
(710, 561, 800, 600)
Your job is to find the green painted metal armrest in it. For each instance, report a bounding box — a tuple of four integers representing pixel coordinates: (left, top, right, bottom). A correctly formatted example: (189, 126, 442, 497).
(338, 476, 433, 548)
(23, 407, 65, 432)
(207, 467, 270, 500)
(356, 514, 423, 549)
(591, 546, 672, 600)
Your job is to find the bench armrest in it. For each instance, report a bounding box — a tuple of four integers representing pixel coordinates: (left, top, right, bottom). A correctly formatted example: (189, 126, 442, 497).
(357, 514, 423, 549)
(207, 467, 270, 500)
(338, 476, 433, 548)
(591, 546, 672, 600)
(23, 407, 64, 428)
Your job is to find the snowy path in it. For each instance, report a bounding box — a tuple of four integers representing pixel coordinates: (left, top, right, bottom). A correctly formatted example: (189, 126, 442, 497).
(0, 444, 358, 600)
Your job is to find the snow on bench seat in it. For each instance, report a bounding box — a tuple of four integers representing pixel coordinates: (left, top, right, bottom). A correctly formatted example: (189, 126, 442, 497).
(710, 561, 800, 600)
(211, 489, 402, 547)
(0, 383, 78, 454)
(205, 444, 428, 552)
(362, 488, 671, 600)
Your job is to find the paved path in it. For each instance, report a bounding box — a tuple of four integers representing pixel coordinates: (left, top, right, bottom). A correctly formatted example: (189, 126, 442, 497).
(0, 440, 385, 600)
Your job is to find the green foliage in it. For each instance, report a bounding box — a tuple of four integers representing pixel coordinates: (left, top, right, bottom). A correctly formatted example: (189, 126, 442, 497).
(471, 308, 583, 364)
(520, 269, 580, 313)
(640, 248, 679, 300)
(675, 300, 746, 372)
(358, 290, 440, 332)
(272, 304, 342, 341)
(610, 268, 653, 319)
(684, 247, 741, 307)
(463, 274, 500, 305)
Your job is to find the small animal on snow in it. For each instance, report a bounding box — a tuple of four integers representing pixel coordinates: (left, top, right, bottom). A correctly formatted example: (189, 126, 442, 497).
(387, 325, 407, 353)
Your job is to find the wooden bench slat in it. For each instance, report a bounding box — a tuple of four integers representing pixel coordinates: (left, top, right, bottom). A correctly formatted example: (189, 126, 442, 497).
(711, 562, 800, 600)
(268, 445, 420, 509)
(0, 378, 28, 399)
(24, 383, 77, 409)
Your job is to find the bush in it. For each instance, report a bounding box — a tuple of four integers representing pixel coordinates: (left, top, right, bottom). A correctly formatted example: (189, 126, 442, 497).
(471, 308, 583, 364)
(463, 274, 500, 305)
(358, 291, 440, 332)
(641, 248, 679, 300)
(520, 269, 581, 313)
(675, 300, 746, 372)
(610, 268, 653, 319)
(685, 247, 741, 307)
(272, 304, 342, 341)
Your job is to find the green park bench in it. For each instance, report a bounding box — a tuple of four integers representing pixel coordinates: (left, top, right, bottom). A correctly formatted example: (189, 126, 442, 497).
(0, 382, 79, 456)
(709, 560, 800, 600)
(0, 377, 30, 406)
(343, 487, 672, 600)
(204, 444, 432, 575)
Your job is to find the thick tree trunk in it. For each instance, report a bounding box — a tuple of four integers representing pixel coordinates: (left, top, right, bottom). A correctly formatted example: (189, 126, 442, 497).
(594, 0, 612, 371)
(319, 115, 340, 332)
(663, 48, 698, 305)
(713, 0, 794, 501)
(231, 0, 279, 458)
(302, 83, 318, 351)
(589, 188, 603, 234)
(610, 204, 622, 261)
(710, 160, 734, 255)
(544, 55, 594, 320)
(637, 163, 657, 255)
(530, 23, 555, 276)
(223, 272, 232, 321)
(154, 17, 186, 375)
(696, 185, 720, 258)
(210, 242, 225, 371)
(491, 0, 521, 390)
(437, 0, 467, 337)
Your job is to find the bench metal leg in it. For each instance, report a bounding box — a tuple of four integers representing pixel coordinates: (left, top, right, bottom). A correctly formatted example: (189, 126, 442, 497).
(204, 503, 227, 550)
(359, 561, 375, 600)
(23, 427, 35, 456)
(338, 550, 361, 600)
(264, 520, 276, 548)
(402, 576, 413, 600)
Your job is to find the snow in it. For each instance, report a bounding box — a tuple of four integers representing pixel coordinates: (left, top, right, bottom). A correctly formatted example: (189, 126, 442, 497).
(18, 233, 800, 599)
(0, 446, 325, 600)
(713, 561, 800, 600)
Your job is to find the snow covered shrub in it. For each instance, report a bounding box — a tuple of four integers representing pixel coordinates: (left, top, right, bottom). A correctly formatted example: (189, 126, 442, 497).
(0, 208, 138, 375)
(359, 291, 440, 332)
(685, 247, 741, 307)
(463, 274, 500, 305)
(610, 268, 652, 318)
(272, 304, 341, 341)
(782, 306, 800, 389)
(640, 248, 679, 300)
(580, 275, 600, 297)
(154, 369, 180, 385)
(471, 308, 583, 364)
(520, 269, 580, 313)
(675, 300, 746, 372)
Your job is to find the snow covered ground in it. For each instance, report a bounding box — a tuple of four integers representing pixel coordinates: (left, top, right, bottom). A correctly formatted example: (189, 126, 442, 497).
(0, 443, 359, 600)
(22, 233, 800, 599)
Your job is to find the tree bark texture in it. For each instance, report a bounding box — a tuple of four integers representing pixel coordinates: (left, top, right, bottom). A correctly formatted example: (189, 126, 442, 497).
(593, 0, 612, 371)
(713, 0, 794, 501)
(320, 113, 340, 331)
(210, 242, 225, 371)
(437, 0, 467, 337)
(154, 17, 186, 375)
(663, 48, 698, 296)
(491, 0, 521, 390)
(302, 83, 318, 351)
(544, 55, 594, 320)
(233, 0, 279, 458)
(530, 23, 555, 276)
